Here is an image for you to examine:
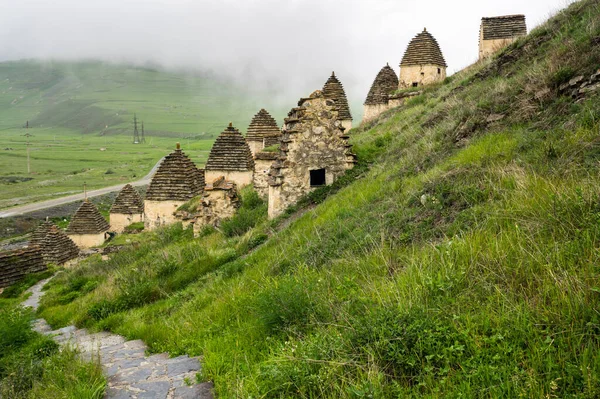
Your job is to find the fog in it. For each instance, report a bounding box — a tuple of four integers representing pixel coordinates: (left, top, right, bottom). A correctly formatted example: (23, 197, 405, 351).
(0, 0, 576, 117)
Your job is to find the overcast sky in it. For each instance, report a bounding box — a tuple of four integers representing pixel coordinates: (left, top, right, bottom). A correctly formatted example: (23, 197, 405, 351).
(0, 0, 575, 117)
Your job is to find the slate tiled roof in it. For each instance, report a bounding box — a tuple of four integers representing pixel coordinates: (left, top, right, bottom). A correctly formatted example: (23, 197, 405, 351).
(481, 15, 527, 41)
(246, 109, 281, 143)
(364, 64, 399, 105)
(146, 144, 205, 201)
(205, 124, 255, 171)
(400, 28, 447, 67)
(111, 184, 144, 214)
(66, 201, 110, 235)
(322, 72, 352, 120)
(30, 220, 54, 246)
(41, 225, 79, 265)
(0, 246, 46, 288)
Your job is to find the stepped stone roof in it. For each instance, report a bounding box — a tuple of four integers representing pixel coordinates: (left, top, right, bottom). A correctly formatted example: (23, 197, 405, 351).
(41, 225, 79, 265)
(481, 15, 527, 40)
(30, 220, 54, 246)
(322, 72, 352, 120)
(365, 64, 400, 105)
(401, 28, 447, 67)
(205, 124, 255, 171)
(246, 109, 281, 143)
(146, 144, 205, 201)
(0, 246, 46, 288)
(111, 184, 144, 214)
(66, 200, 110, 235)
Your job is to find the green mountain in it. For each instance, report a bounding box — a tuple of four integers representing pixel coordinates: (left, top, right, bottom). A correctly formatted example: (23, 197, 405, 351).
(3, 0, 600, 397)
(0, 60, 283, 136)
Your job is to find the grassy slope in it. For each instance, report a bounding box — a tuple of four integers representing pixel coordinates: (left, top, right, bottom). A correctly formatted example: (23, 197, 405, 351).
(0, 61, 285, 208)
(38, 1, 600, 397)
(0, 272, 106, 398)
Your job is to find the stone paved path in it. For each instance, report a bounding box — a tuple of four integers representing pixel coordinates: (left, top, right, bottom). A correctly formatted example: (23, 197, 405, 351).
(23, 278, 214, 399)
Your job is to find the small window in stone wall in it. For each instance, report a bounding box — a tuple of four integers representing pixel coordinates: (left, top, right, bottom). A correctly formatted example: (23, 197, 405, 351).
(412, 82, 419, 88)
(437, 68, 441, 74)
(310, 169, 326, 187)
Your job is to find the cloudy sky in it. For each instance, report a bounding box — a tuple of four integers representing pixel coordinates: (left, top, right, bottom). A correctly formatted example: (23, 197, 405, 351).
(0, 0, 575, 115)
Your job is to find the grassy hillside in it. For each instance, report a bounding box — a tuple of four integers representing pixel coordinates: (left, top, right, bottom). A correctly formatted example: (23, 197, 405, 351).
(0, 61, 285, 208)
(33, 0, 600, 397)
(0, 272, 106, 398)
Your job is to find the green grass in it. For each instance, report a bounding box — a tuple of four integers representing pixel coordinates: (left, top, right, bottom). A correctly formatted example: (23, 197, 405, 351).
(0, 280, 106, 398)
(0, 60, 287, 209)
(34, 0, 600, 397)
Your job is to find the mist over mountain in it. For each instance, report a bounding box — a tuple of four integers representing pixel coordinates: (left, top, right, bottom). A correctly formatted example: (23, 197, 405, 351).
(0, 0, 574, 116)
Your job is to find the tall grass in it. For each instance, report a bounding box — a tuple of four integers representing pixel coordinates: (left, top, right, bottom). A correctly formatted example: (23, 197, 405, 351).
(0, 303, 105, 398)
(35, 0, 600, 397)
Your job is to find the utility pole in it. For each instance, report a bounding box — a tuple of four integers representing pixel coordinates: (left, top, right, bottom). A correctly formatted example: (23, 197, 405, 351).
(141, 121, 146, 144)
(133, 114, 140, 144)
(22, 123, 33, 174)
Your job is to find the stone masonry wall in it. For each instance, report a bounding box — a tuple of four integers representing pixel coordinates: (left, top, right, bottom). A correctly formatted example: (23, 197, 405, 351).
(145, 200, 187, 231)
(268, 91, 356, 218)
(253, 155, 277, 199)
(110, 213, 144, 234)
(399, 64, 446, 88)
(205, 170, 253, 188)
(363, 104, 392, 123)
(479, 37, 518, 59)
(0, 247, 46, 289)
(68, 233, 106, 249)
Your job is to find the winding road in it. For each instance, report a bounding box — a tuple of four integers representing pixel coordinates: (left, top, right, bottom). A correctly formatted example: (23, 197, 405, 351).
(0, 158, 163, 218)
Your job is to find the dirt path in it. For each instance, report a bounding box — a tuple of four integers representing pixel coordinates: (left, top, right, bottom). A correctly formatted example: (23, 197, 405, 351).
(23, 278, 213, 399)
(0, 158, 163, 219)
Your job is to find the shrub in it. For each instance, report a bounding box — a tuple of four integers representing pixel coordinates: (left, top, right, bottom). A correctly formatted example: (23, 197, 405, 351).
(220, 189, 267, 237)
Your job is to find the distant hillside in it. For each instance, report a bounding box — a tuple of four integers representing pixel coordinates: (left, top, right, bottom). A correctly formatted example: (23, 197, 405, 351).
(0, 60, 290, 209)
(0, 60, 285, 137)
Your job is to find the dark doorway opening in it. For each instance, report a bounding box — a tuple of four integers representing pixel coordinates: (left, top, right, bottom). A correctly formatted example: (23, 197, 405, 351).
(412, 82, 419, 88)
(310, 169, 326, 187)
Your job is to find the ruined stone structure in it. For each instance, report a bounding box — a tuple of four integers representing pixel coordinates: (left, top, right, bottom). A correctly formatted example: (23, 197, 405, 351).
(40, 225, 80, 266)
(246, 109, 282, 156)
(195, 177, 240, 233)
(205, 124, 255, 188)
(145, 143, 205, 230)
(67, 200, 111, 249)
(363, 64, 400, 122)
(0, 246, 46, 289)
(479, 15, 527, 60)
(110, 184, 145, 233)
(253, 151, 278, 199)
(399, 28, 447, 88)
(322, 72, 353, 131)
(267, 90, 356, 219)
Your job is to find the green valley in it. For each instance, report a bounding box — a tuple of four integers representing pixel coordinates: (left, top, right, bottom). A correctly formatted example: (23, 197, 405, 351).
(0, 60, 285, 208)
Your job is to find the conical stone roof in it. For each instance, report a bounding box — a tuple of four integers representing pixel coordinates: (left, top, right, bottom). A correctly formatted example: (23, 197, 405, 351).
(41, 225, 79, 265)
(481, 15, 527, 40)
(66, 200, 110, 235)
(205, 124, 255, 171)
(246, 109, 281, 143)
(401, 28, 447, 67)
(364, 64, 400, 105)
(146, 144, 205, 201)
(322, 72, 352, 120)
(30, 220, 54, 246)
(111, 184, 144, 214)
